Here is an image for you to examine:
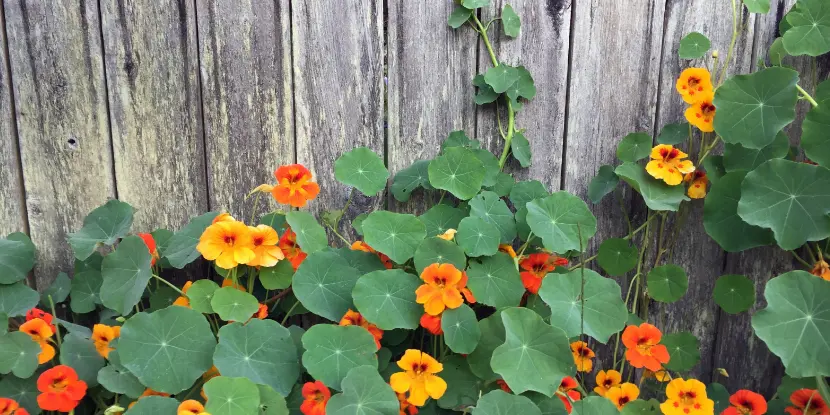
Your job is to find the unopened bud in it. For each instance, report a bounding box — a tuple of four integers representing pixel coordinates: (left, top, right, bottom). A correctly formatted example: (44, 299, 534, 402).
(115, 316, 126, 323)
(716, 368, 729, 377)
(712, 50, 720, 59)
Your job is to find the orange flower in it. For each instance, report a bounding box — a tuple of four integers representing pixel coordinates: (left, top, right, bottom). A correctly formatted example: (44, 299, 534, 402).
(300, 381, 330, 415)
(340, 309, 383, 349)
(247, 224, 285, 267)
(420, 313, 443, 335)
(390, 350, 446, 406)
(279, 228, 308, 270)
(557, 376, 581, 414)
(811, 260, 830, 281)
(202, 365, 220, 382)
(723, 390, 767, 415)
(646, 145, 696, 186)
(0, 398, 29, 415)
(137, 232, 160, 266)
(177, 399, 206, 415)
(498, 244, 517, 258)
(676, 68, 713, 104)
(437, 229, 457, 241)
(684, 171, 708, 199)
(92, 324, 121, 359)
(786, 389, 829, 415)
(26, 308, 57, 333)
(606, 383, 639, 410)
(212, 212, 235, 224)
(660, 378, 714, 415)
(594, 370, 622, 397)
(221, 278, 247, 292)
(622, 323, 670, 371)
(271, 164, 320, 208)
(519, 253, 568, 294)
(173, 281, 194, 307)
(685, 91, 716, 133)
(36, 365, 87, 412)
(350, 241, 393, 269)
(643, 369, 671, 383)
(19, 318, 55, 364)
(128, 388, 171, 409)
(416, 264, 466, 316)
(197, 220, 256, 269)
(397, 392, 419, 415)
(255, 303, 268, 320)
(570, 341, 595, 372)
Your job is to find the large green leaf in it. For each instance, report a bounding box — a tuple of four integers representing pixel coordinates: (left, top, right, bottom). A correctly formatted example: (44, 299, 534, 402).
(465, 253, 524, 309)
(70, 254, 103, 313)
(802, 93, 830, 168)
(470, 191, 517, 243)
(713, 274, 756, 314)
(326, 365, 399, 415)
(293, 250, 360, 322)
(362, 211, 426, 264)
(467, 312, 505, 381)
(214, 319, 299, 397)
(678, 32, 711, 59)
(616, 133, 652, 162)
(713, 67, 798, 149)
(751, 270, 830, 377)
(526, 192, 597, 253)
(723, 131, 789, 172)
(98, 365, 145, 398)
(0, 281, 38, 317)
(646, 265, 689, 303)
(527, 392, 570, 415)
(334, 147, 389, 196)
(204, 376, 261, 415)
(571, 396, 620, 415)
(211, 287, 259, 322)
(391, 160, 432, 202)
(258, 384, 290, 415)
(419, 205, 467, 237)
(286, 211, 328, 254)
(68, 199, 134, 260)
(661, 332, 701, 372)
(442, 304, 481, 354)
(100, 235, 153, 315)
(491, 308, 574, 396)
(162, 211, 219, 268)
(413, 237, 467, 274)
(615, 163, 689, 211)
(704, 171, 774, 252)
(353, 269, 422, 330)
(0, 332, 39, 378)
(302, 325, 378, 390)
(0, 375, 39, 415)
(538, 269, 627, 343)
(782, 0, 830, 56)
(125, 396, 180, 415)
(510, 180, 549, 208)
(597, 238, 638, 276)
(737, 159, 830, 250)
(457, 217, 500, 257)
(437, 356, 489, 410)
(428, 147, 486, 200)
(118, 306, 217, 394)
(0, 233, 35, 284)
(472, 389, 542, 415)
(588, 165, 619, 204)
(60, 332, 105, 386)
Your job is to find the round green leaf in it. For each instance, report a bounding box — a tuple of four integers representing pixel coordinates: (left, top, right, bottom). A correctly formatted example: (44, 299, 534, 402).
(511, 132, 531, 167)
(442, 304, 481, 354)
(462, 0, 489, 9)
(98, 365, 145, 398)
(473, 149, 501, 188)
(68, 199, 134, 260)
(392, 160, 431, 202)
(286, 211, 328, 254)
(0, 281, 39, 317)
(646, 265, 689, 303)
(470, 191, 517, 243)
(293, 250, 360, 322)
(437, 356, 489, 410)
(0, 332, 39, 378)
(419, 205, 466, 237)
(204, 376, 261, 415)
(41, 272, 71, 306)
(472, 390, 542, 415)
(260, 260, 295, 290)
(678, 32, 711, 59)
(743, 0, 770, 13)
(334, 147, 390, 196)
(661, 332, 701, 372)
(428, 147, 486, 200)
(802, 93, 830, 168)
(615, 163, 689, 211)
(467, 312, 505, 382)
(100, 235, 153, 315)
(620, 399, 661, 415)
(707, 383, 731, 414)
(704, 171, 773, 252)
(118, 306, 217, 394)
(713, 274, 755, 314)
(301, 325, 378, 390)
(0, 374, 39, 415)
(362, 211, 426, 264)
(258, 384, 289, 415)
(484, 65, 519, 93)
(353, 269, 422, 330)
(572, 396, 620, 415)
(526, 191, 597, 253)
(737, 159, 830, 250)
(597, 238, 638, 276)
(70, 254, 103, 313)
(60, 332, 105, 386)
(0, 233, 35, 284)
(125, 396, 180, 415)
(491, 307, 574, 396)
(162, 211, 219, 269)
(713, 67, 798, 149)
(186, 279, 220, 314)
(413, 237, 467, 274)
(474, 75, 500, 105)
(334, 248, 386, 274)
(502, 4, 521, 37)
(782, 0, 830, 56)
(510, 180, 549, 208)
(723, 131, 789, 172)
(448, 6, 473, 29)
(443, 130, 481, 151)
(353, 213, 368, 236)
(616, 133, 652, 162)
(657, 122, 690, 145)
(457, 216, 500, 257)
(538, 269, 628, 343)
(326, 365, 399, 415)
(588, 165, 619, 204)
(211, 287, 259, 322)
(214, 319, 299, 396)
(486, 172, 515, 197)
(752, 271, 830, 377)
(466, 253, 524, 309)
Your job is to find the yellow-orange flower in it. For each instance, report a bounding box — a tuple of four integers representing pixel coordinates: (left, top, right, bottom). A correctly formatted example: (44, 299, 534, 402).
(173, 281, 194, 307)
(811, 260, 830, 281)
(685, 91, 716, 132)
(247, 224, 284, 267)
(390, 350, 446, 407)
(643, 369, 671, 383)
(594, 370, 622, 397)
(19, 318, 55, 364)
(676, 68, 713, 104)
(646, 145, 696, 186)
(202, 366, 220, 382)
(415, 264, 465, 316)
(271, 164, 320, 208)
(221, 278, 247, 292)
(197, 220, 256, 269)
(91, 324, 121, 359)
(660, 378, 714, 415)
(684, 171, 708, 199)
(177, 399, 208, 415)
(212, 212, 235, 224)
(437, 229, 457, 241)
(340, 309, 383, 349)
(606, 383, 639, 410)
(570, 341, 595, 372)
(498, 244, 517, 258)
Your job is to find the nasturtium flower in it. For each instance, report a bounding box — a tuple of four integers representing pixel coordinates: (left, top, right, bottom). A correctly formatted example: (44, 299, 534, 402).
(497, 379, 511, 393)
(660, 378, 714, 415)
(420, 313, 443, 335)
(212, 212, 235, 224)
(606, 383, 639, 410)
(36, 365, 87, 412)
(271, 164, 320, 208)
(178, 400, 208, 415)
(519, 253, 568, 294)
(685, 91, 716, 133)
(786, 389, 828, 415)
(137, 232, 160, 266)
(390, 350, 447, 407)
(676, 68, 713, 104)
(437, 229, 457, 241)
(811, 260, 830, 281)
(340, 309, 383, 349)
(254, 303, 269, 320)
(279, 227, 308, 270)
(173, 281, 194, 307)
(594, 370, 622, 397)
(684, 171, 709, 199)
(498, 244, 517, 258)
(26, 308, 57, 333)
(0, 397, 29, 415)
(350, 240, 393, 269)
(247, 224, 285, 267)
(723, 390, 767, 415)
(300, 380, 330, 415)
(397, 392, 419, 415)
(221, 278, 247, 292)
(416, 264, 471, 316)
(203, 365, 220, 382)
(622, 323, 670, 371)
(646, 145, 695, 186)
(557, 376, 581, 414)
(20, 318, 55, 364)
(570, 341, 595, 372)
(92, 324, 121, 359)
(197, 220, 256, 269)
(643, 369, 671, 383)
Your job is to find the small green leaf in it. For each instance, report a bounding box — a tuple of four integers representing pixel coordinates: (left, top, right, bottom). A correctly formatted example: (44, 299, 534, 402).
(353, 269, 422, 330)
(443, 130, 481, 152)
(484, 65, 520, 94)
(508, 66, 536, 101)
(182, 280, 217, 314)
(470, 191, 516, 243)
(526, 192, 597, 253)
(782, 0, 830, 56)
(466, 253, 524, 309)
(413, 237, 467, 274)
(448, 6, 473, 29)
(486, 172, 515, 197)
(98, 365, 145, 398)
(616, 133, 652, 162)
(204, 376, 261, 415)
(621, 400, 660, 415)
(598, 238, 638, 276)
(724, 131, 789, 172)
(60, 332, 105, 386)
(462, 0, 489, 9)
(0, 332, 39, 378)
(334, 147, 389, 196)
(707, 383, 731, 414)
(334, 248, 386, 274)
(588, 165, 620, 204)
(438, 356, 489, 410)
(100, 235, 152, 315)
(713, 274, 755, 314)
(302, 325, 378, 390)
(615, 163, 689, 211)
(704, 171, 773, 252)
(474, 75, 500, 105)
(657, 122, 690, 145)
(148, 285, 179, 312)
(647, 265, 688, 303)
(472, 390, 542, 415)
(0, 232, 35, 284)
(467, 312, 505, 381)
(419, 205, 467, 237)
(502, 5, 521, 37)
(442, 304, 480, 354)
(68, 200, 134, 260)
(678, 32, 711, 59)
(510, 180, 549, 208)
(286, 211, 328, 254)
(162, 211, 219, 269)
(0, 281, 40, 317)
(391, 160, 432, 202)
(456, 216, 500, 257)
(473, 149, 501, 188)
(743, 0, 770, 13)
(662, 332, 701, 372)
(511, 132, 532, 167)
(260, 260, 295, 290)
(125, 396, 180, 414)
(769, 37, 788, 66)
(41, 272, 71, 305)
(327, 366, 399, 415)
(362, 211, 426, 264)
(292, 250, 360, 322)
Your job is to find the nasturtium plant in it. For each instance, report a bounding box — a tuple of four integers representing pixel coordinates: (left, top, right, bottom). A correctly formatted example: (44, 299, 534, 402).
(334, 147, 390, 196)
(301, 325, 378, 390)
(362, 211, 426, 263)
(588, 165, 620, 204)
(0, 233, 35, 284)
(678, 32, 711, 59)
(68, 199, 134, 261)
(526, 192, 597, 253)
(292, 250, 361, 322)
(352, 269, 422, 330)
(647, 265, 689, 303)
(428, 147, 486, 200)
(616, 133, 653, 162)
(713, 274, 755, 314)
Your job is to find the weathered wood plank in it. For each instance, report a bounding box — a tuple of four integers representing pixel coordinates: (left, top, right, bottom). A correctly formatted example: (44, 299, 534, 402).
(0, 5, 27, 239)
(292, 0, 384, 239)
(196, 0, 294, 221)
(4, 0, 114, 284)
(477, 0, 571, 190)
(387, 0, 477, 214)
(100, 0, 207, 231)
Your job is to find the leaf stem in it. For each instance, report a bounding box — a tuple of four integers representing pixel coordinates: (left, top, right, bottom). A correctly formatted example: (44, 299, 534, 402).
(717, 0, 740, 86)
(797, 84, 819, 108)
(281, 301, 301, 326)
(48, 295, 62, 348)
(790, 250, 812, 268)
(152, 274, 185, 296)
(698, 136, 721, 164)
(264, 287, 293, 305)
(327, 225, 351, 246)
(567, 214, 659, 270)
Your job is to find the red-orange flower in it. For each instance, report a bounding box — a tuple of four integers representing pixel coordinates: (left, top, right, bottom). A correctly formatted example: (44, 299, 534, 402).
(786, 389, 829, 415)
(497, 379, 512, 393)
(255, 303, 268, 320)
(0, 398, 29, 415)
(26, 308, 57, 333)
(397, 392, 419, 415)
(340, 309, 383, 349)
(137, 232, 160, 266)
(420, 313, 443, 335)
(519, 253, 568, 294)
(279, 228, 308, 270)
(92, 324, 121, 359)
(271, 164, 320, 208)
(351, 241, 393, 269)
(36, 365, 87, 412)
(19, 318, 55, 364)
(571, 341, 595, 372)
(557, 376, 581, 414)
(723, 390, 767, 415)
(416, 264, 466, 316)
(622, 323, 670, 371)
(301, 381, 330, 415)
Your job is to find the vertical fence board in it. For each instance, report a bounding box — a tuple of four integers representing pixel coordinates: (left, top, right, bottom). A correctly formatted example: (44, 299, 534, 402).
(387, 1, 477, 214)
(100, 0, 207, 231)
(0, 5, 26, 239)
(196, 0, 293, 220)
(292, 0, 384, 239)
(4, 0, 114, 284)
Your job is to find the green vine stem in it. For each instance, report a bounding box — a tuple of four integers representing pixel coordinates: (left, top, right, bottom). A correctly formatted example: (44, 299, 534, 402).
(152, 274, 185, 296)
(796, 84, 819, 108)
(48, 294, 62, 348)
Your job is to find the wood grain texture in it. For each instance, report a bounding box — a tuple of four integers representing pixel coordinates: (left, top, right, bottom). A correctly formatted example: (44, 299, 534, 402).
(100, 0, 207, 231)
(196, 0, 294, 221)
(4, 0, 114, 284)
(477, 0, 571, 190)
(292, 0, 384, 240)
(0, 5, 27, 239)
(387, 0, 477, 214)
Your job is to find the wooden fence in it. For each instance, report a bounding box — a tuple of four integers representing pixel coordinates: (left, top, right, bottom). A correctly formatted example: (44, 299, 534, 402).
(0, 0, 824, 396)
